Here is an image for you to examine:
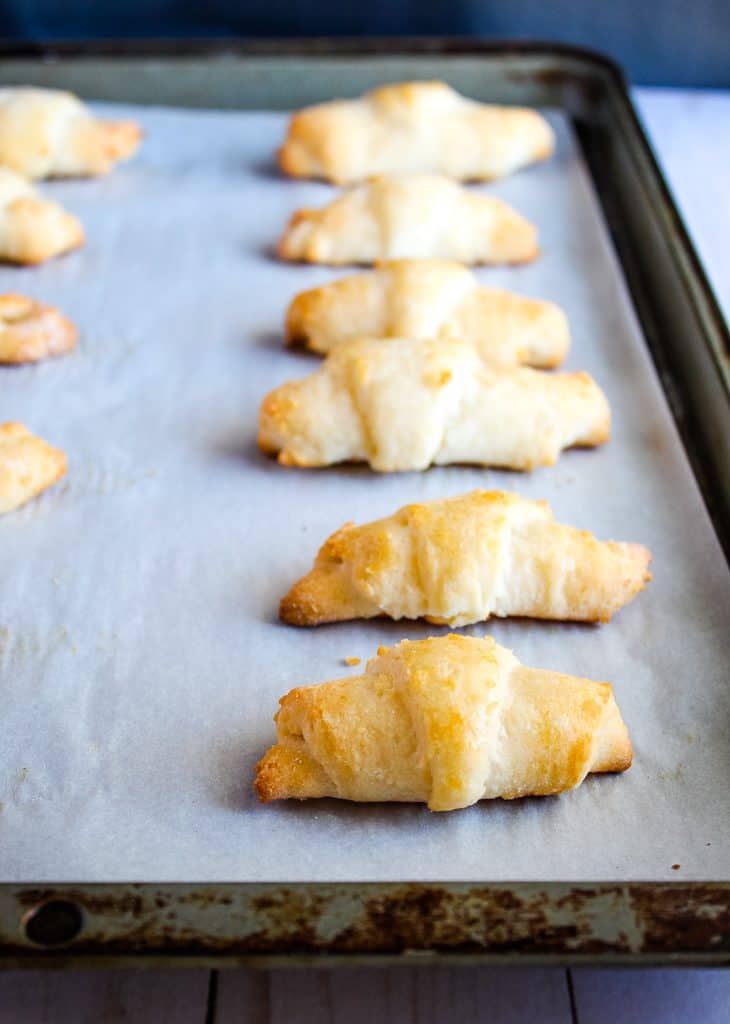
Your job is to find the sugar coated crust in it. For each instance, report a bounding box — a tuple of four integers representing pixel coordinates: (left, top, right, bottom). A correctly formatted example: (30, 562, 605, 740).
(0, 421, 67, 515)
(0, 292, 77, 363)
(255, 634, 632, 811)
(277, 174, 538, 266)
(285, 259, 569, 367)
(0, 86, 141, 179)
(279, 490, 651, 628)
(278, 81, 554, 184)
(258, 338, 610, 472)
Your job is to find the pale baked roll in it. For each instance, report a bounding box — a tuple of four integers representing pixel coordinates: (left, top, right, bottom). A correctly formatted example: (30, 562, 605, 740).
(255, 634, 632, 811)
(0, 168, 84, 264)
(258, 338, 609, 472)
(0, 293, 77, 363)
(0, 87, 141, 179)
(0, 422, 67, 515)
(277, 174, 538, 266)
(285, 260, 569, 368)
(280, 490, 651, 627)
(278, 81, 553, 184)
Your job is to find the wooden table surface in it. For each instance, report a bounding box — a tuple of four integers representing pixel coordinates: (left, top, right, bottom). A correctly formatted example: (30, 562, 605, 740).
(1, 86, 729, 1023)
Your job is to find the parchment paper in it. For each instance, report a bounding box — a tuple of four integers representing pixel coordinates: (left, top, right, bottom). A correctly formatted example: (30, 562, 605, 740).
(0, 105, 728, 883)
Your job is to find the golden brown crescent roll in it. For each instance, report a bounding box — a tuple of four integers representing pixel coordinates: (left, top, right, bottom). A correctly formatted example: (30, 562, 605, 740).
(278, 81, 554, 184)
(258, 338, 609, 472)
(0, 293, 77, 363)
(280, 490, 651, 628)
(255, 634, 632, 811)
(0, 421, 67, 515)
(286, 259, 569, 368)
(0, 87, 141, 179)
(0, 168, 84, 264)
(277, 174, 538, 266)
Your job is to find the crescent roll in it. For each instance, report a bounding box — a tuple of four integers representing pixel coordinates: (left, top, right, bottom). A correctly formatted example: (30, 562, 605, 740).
(255, 634, 632, 811)
(0, 422, 67, 515)
(0, 168, 84, 265)
(280, 490, 651, 628)
(258, 338, 610, 472)
(278, 81, 554, 184)
(0, 293, 77, 364)
(286, 259, 569, 368)
(277, 174, 538, 266)
(0, 87, 141, 179)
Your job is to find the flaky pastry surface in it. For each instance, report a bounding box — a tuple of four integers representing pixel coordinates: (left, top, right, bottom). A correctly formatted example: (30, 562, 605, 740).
(280, 490, 651, 628)
(278, 81, 554, 184)
(0, 168, 84, 264)
(0, 87, 141, 179)
(277, 174, 538, 266)
(0, 293, 77, 363)
(258, 338, 609, 472)
(255, 634, 632, 811)
(0, 421, 67, 515)
(286, 259, 569, 367)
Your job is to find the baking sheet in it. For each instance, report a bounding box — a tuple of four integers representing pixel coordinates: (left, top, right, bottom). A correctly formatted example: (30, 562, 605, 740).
(0, 103, 728, 883)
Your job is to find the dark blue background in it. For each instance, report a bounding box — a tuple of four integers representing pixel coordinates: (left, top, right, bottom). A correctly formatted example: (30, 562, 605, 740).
(2, 1, 728, 86)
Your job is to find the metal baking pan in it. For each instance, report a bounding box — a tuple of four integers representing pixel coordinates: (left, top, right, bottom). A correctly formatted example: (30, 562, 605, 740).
(0, 40, 728, 966)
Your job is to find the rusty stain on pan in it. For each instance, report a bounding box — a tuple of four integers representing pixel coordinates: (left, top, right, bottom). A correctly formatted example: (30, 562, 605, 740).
(2, 884, 728, 962)
(629, 884, 730, 954)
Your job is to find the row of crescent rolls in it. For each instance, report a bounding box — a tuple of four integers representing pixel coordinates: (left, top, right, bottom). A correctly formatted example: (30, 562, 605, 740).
(255, 82, 651, 811)
(0, 87, 143, 515)
(265, 84, 610, 473)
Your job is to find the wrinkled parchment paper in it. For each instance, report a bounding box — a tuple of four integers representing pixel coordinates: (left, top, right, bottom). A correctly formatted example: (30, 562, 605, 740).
(0, 105, 728, 882)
